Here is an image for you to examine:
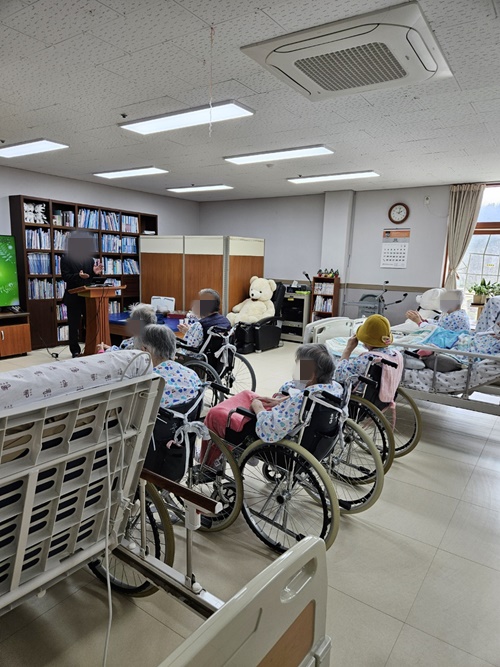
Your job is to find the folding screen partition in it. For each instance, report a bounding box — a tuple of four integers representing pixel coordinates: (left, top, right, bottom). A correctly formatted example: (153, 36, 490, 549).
(140, 236, 265, 313)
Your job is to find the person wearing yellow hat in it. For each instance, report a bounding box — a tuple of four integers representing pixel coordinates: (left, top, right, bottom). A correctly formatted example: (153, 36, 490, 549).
(334, 314, 402, 392)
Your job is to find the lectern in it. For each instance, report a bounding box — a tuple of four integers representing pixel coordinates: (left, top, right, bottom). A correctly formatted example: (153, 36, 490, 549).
(68, 285, 126, 356)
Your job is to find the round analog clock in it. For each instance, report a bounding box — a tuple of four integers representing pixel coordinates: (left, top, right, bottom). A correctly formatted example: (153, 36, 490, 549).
(388, 202, 409, 224)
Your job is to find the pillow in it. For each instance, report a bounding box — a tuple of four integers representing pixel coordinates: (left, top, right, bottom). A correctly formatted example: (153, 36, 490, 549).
(422, 353, 462, 373)
(404, 356, 426, 370)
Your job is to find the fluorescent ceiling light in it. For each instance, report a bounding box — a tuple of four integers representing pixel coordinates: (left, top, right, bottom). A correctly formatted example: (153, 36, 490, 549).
(225, 145, 333, 165)
(94, 166, 168, 179)
(288, 171, 380, 184)
(120, 101, 254, 135)
(0, 139, 68, 158)
(167, 185, 233, 193)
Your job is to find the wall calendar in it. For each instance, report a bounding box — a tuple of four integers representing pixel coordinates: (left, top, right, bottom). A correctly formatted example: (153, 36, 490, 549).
(380, 228, 410, 268)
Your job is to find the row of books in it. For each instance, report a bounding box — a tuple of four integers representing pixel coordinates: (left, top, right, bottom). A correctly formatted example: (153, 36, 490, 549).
(122, 215, 139, 233)
(78, 208, 99, 229)
(56, 304, 68, 321)
(101, 211, 120, 231)
(52, 210, 75, 227)
(28, 278, 54, 299)
(28, 253, 51, 275)
(312, 295, 333, 313)
(123, 258, 139, 274)
(54, 229, 70, 250)
(26, 228, 51, 250)
(108, 300, 121, 314)
(103, 258, 123, 275)
(57, 325, 69, 341)
(314, 282, 335, 296)
(102, 234, 121, 253)
(54, 255, 61, 275)
(121, 236, 137, 253)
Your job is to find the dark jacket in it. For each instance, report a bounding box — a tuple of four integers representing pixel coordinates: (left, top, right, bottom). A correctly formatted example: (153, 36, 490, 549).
(199, 312, 231, 336)
(61, 255, 96, 305)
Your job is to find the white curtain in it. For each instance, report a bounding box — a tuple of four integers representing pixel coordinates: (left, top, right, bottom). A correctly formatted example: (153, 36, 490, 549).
(444, 183, 486, 289)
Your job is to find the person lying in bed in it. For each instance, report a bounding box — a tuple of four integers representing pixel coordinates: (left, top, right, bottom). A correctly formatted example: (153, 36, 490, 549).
(139, 324, 202, 408)
(406, 289, 470, 332)
(203, 343, 343, 447)
(334, 314, 403, 401)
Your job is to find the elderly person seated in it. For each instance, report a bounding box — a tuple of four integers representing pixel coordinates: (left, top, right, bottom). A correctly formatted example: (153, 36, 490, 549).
(139, 324, 202, 408)
(334, 315, 403, 402)
(98, 302, 157, 352)
(178, 288, 231, 349)
(406, 289, 470, 333)
(201, 345, 342, 463)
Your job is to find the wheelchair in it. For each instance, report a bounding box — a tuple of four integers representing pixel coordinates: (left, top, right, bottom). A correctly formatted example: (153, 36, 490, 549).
(349, 357, 421, 459)
(177, 326, 256, 409)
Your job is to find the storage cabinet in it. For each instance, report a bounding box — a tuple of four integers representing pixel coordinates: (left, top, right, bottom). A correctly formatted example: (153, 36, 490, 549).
(310, 276, 340, 321)
(281, 293, 311, 342)
(0, 314, 31, 358)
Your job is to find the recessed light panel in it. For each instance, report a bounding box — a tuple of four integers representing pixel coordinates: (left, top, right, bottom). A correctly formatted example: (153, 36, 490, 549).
(225, 145, 333, 165)
(94, 167, 168, 179)
(288, 171, 380, 184)
(167, 185, 233, 193)
(0, 139, 68, 158)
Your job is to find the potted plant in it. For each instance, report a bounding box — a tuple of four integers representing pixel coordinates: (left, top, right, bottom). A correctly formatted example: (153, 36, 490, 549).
(469, 278, 492, 305)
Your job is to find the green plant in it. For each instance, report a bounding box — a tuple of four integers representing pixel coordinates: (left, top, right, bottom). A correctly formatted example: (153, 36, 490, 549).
(469, 278, 493, 296)
(491, 282, 500, 297)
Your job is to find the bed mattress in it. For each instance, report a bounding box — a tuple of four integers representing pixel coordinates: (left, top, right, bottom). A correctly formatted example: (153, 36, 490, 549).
(401, 359, 500, 393)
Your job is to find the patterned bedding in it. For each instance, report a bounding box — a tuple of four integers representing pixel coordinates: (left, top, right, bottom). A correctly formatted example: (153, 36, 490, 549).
(401, 360, 500, 393)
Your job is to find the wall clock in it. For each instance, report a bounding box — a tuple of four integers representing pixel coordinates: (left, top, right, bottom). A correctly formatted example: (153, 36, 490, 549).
(388, 202, 409, 224)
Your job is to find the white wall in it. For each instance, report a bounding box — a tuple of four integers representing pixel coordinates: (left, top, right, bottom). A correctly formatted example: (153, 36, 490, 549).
(200, 195, 325, 280)
(347, 185, 449, 287)
(0, 165, 200, 236)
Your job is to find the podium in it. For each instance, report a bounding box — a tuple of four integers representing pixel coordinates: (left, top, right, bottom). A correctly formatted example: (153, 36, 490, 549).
(68, 285, 126, 356)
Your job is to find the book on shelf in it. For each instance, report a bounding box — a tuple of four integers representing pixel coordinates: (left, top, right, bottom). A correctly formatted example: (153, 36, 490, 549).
(52, 210, 75, 227)
(103, 257, 122, 275)
(121, 236, 137, 253)
(121, 215, 138, 233)
(108, 300, 121, 314)
(55, 280, 65, 299)
(78, 208, 99, 229)
(53, 229, 69, 250)
(54, 255, 61, 275)
(27, 253, 51, 275)
(26, 228, 50, 250)
(56, 303, 68, 320)
(28, 278, 54, 299)
(57, 324, 69, 341)
(313, 295, 333, 313)
(100, 211, 120, 231)
(102, 234, 121, 253)
(314, 283, 334, 296)
(123, 258, 139, 274)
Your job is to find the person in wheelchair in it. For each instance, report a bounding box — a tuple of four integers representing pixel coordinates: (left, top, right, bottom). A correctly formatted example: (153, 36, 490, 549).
(334, 314, 403, 402)
(203, 344, 343, 456)
(140, 324, 204, 484)
(177, 288, 231, 350)
(98, 302, 157, 352)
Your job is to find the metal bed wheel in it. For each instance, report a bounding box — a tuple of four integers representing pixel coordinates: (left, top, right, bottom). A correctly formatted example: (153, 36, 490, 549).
(388, 387, 422, 457)
(88, 482, 175, 597)
(348, 395, 395, 474)
(238, 439, 340, 554)
(322, 418, 384, 514)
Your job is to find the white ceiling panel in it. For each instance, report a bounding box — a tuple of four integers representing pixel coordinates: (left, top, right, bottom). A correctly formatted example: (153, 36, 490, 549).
(0, 0, 499, 200)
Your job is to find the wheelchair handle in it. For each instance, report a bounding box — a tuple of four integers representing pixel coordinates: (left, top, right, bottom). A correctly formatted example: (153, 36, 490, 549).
(380, 358, 398, 369)
(234, 407, 256, 420)
(210, 381, 231, 395)
(358, 375, 378, 387)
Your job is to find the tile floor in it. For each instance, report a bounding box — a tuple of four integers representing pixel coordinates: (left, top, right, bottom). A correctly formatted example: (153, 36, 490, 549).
(1, 343, 500, 666)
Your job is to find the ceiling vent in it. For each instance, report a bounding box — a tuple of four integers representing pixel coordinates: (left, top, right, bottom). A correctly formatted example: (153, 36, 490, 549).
(242, 2, 452, 100)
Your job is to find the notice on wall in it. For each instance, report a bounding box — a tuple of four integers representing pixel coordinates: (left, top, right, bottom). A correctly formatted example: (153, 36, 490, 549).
(380, 228, 410, 268)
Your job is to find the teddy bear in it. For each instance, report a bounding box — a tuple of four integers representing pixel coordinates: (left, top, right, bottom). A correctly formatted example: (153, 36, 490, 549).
(391, 287, 445, 333)
(227, 276, 277, 325)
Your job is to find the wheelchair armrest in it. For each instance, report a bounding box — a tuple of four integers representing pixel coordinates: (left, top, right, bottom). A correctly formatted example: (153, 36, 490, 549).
(211, 381, 231, 395)
(380, 358, 398, 368)
(358, 375, 378, 387)
(176, 340, 199, 352)
(234, 407, 257, 420)
(319, 391, 343, 408)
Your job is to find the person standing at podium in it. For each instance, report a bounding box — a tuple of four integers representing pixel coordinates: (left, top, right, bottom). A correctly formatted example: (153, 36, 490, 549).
(61, 232, 103, 357)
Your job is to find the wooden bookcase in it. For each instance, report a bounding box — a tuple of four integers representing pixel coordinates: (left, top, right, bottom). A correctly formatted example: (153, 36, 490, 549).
(310, 276, 340, 321)
(9, 195, 157, 350)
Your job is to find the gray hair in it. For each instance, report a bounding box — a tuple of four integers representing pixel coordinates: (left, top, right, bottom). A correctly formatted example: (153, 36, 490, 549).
(296, 344, 334, 384)
(129, 302, 157, 324)
(140, 324, 177, 361)
(199, 288, 221, 313)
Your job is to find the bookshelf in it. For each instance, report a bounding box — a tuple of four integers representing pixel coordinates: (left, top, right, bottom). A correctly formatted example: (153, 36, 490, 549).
(9, 195, 157, 349)
(310, 276, 340, 321)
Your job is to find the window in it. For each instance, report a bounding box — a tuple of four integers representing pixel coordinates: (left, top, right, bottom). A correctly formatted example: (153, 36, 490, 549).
(456, 185, 500, 322)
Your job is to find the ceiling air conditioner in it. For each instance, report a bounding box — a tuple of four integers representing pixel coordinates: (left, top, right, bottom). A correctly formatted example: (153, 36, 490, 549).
(242, 2, 452, 100)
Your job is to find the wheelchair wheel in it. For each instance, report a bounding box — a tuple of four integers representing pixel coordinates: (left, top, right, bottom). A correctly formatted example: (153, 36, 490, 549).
(183, 359, 223, 413)
(239, 439, 340, 554)
(322, 418, 384, 514)
(221, 352, 256, 394)
(348, 395, 395, 474)
(188, 430, 243, 532)
(88, 482, 174, 597)
(388, 388, 422, 457)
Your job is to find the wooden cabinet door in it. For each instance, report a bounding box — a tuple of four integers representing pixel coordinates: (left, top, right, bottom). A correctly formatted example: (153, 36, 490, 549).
(0, 324, 32, 357)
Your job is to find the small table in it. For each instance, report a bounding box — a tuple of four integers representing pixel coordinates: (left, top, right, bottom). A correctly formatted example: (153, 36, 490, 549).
(109, 313, 184, 339)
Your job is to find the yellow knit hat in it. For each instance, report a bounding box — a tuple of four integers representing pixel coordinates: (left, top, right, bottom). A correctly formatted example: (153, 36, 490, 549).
(356, 314, 393, 348)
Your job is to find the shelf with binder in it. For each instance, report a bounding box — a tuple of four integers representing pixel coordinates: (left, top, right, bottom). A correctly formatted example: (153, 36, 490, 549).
(310, 276, 340, 320)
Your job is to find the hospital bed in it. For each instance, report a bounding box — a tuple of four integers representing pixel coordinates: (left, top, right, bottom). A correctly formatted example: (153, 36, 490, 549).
(0, 351, 331, 666)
